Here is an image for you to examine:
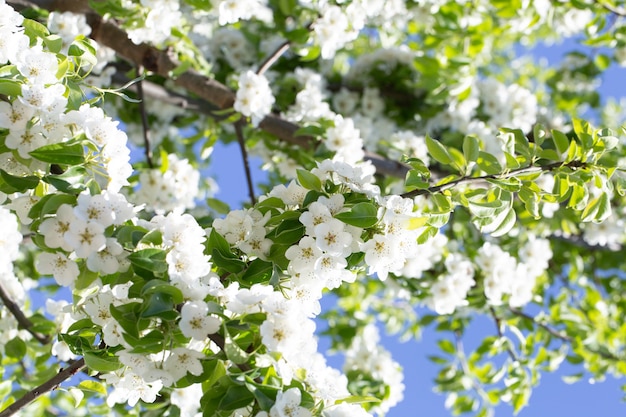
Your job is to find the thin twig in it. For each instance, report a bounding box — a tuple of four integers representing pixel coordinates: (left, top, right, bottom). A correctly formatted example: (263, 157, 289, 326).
(234, 121, 256, 205)
(0, 358, 85, 417)
(508, 308, 572, 342)
(489, 307, 519, 362)
(257, 40, 291, 76)
(595, 0, 626, 16)
(401, 159, 586, 198)
(136, 66, 153, 168)
(0, 284, 50, 345)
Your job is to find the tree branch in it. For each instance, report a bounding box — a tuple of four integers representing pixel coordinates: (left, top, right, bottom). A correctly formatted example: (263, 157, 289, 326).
(508, 308, 572, 342)
(401, 159, 586, 198)
(0, 358, 85, 417)
(594, 0, 626, 17)
(489, 306, 519, 362)
(234, 121, 256, 205)
(8, 0, 411, 179)
(257, 40, 291, 76)
(0, 284, 50, 345)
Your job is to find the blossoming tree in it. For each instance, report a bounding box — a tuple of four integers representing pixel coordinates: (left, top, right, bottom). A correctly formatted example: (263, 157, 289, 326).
(0, 0, 625, 416)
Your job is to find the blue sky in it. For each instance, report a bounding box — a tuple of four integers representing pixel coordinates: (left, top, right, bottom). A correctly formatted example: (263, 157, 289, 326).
(208, 38, 626, 416)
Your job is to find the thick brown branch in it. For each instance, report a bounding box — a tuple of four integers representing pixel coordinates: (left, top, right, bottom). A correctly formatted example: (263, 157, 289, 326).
(0, 284, 50, 345)
(0, 358, 85, 417)
(9, 0, 409, 178)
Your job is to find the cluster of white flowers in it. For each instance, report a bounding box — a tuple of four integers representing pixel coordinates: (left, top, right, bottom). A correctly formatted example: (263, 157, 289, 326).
(234, 70, 275, 126)
(213, 208, 273, 259)
(428, 253, 476, 315)
(134, 154, 201, 214)
(127, 0, 182, 45)
(582, 211, 625, 249)
(344, 324, 405, 415)
(475, 238, 552, 307)
(0, 207, 25, 304)
(478, 78, 538, 134)
(36, 191, 135, 286)
(92, 213, 219, 405)
(346, 48, 415, 85)
(214, 0, 272, 26)
(325, 115, 365, 164)
(284, 68, 334, 123)
(149, 211, 214, 297)
(203, 28, 256, 70)
(47, 11, 91, 51)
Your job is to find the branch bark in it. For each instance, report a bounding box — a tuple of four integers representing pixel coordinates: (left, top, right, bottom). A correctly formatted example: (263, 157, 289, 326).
(0, 358, 86, 417)
(0, 284, 50, 345)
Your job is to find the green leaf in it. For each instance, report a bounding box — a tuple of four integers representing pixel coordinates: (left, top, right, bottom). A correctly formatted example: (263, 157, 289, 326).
(489, 207, 516, 237)
(28, 193, 76, 219)
(22, 18, 50, 41)
(128, 249, 168, 275)
(468, 199, 502, 218)
(551, 130, 570, 155)
(218, 385, 254, 411)
(140, 292, 177, 320)
(30, 142, 85, 165)
(462, 135, 480, 163)
(4, 337, 26, 358)
(44, 34, 63, 54)
(242, 259, 273, 284)
(141, 280, 184, 304)
(207, 197, 230, 214)
(476, 152, 502, 175)
(335, 202, 378, 228)
(405, 170, 430, 190)
(337, 395, 381, 405)
(297, 169, 322, 191)
(83, 352, 123, 373)
(417, 226, 438, 244)
(78, 380, 107, 395)
(0, 169, 39, 193)
(0, 79, 21, 97)
(438, 339, 455, 354)
(581, 192, 611, 223)
(426, 135, 453, 165)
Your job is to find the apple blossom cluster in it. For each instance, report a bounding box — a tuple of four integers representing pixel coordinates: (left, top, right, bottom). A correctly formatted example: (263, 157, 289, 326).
(134, 154, 201, 214)
(35, 191, 136, 286)
(47, 11, 91, 52)
(428, 77, 539, 143)
(476, 238, 552, 308)
(427, 253, 476, 315)
(125, 0, 182, 46)
(344, 324, 405, 415)
(234, 70, 275, 127)
(214, 0, 272, 26)
(0, 206, 25, 304)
